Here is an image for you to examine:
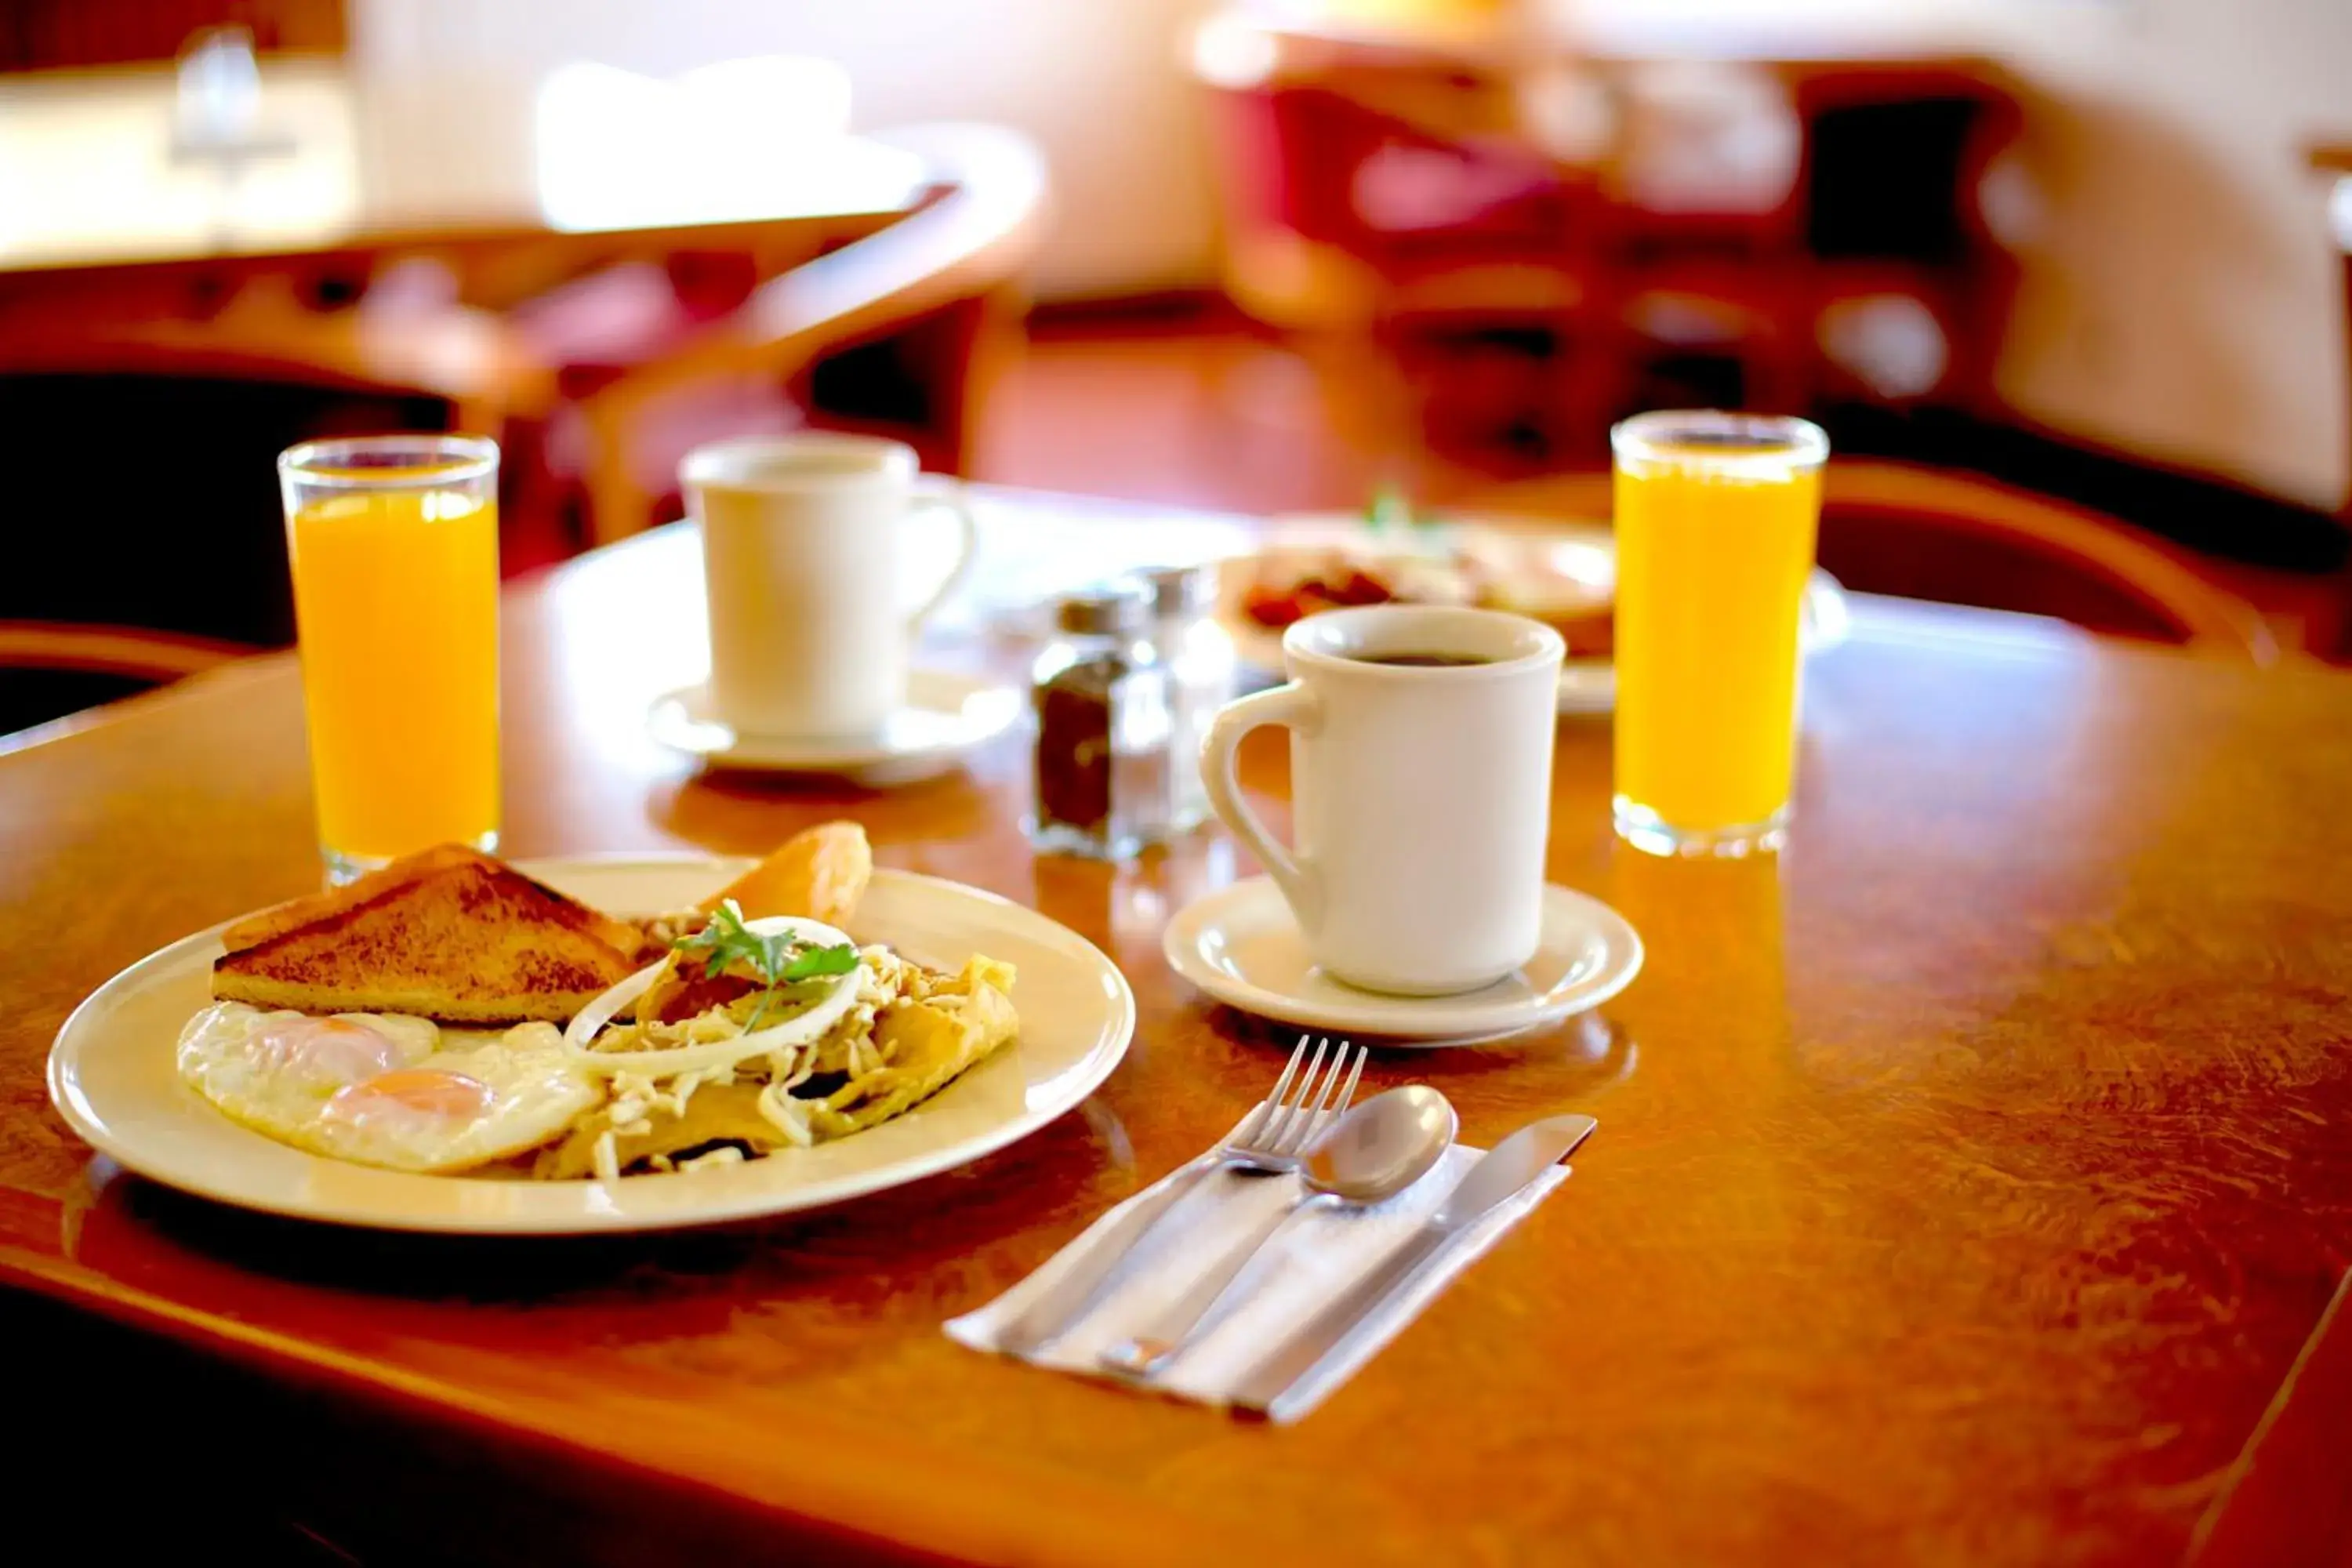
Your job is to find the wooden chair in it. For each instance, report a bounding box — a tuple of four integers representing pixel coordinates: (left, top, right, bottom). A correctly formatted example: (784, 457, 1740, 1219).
(521, 122, 1049, 546)
(0, 621, 259, 740)
(1468, 460, 2278, 661)
(0, 339, 476, 648)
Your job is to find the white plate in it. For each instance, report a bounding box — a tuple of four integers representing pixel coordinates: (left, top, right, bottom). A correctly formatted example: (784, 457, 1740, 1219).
(648, 670, 1022, 783)
(1162, 876, 1643, 1044)
(47, 857, 1134, 1234)
(1216, 512, 1850, 715)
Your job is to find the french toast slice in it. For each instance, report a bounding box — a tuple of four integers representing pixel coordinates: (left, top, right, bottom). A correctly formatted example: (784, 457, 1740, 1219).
(212, 846, 649, 1025)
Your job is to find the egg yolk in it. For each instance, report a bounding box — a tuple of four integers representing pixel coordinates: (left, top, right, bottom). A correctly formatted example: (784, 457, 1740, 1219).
(324, 1069, 495, 1128)
(253, 1018, 407, 1085)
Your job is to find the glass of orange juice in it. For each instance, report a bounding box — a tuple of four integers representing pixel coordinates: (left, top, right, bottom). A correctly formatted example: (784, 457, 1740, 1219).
(1611, 411, 1827, 858)
(277, 435, 502, 883)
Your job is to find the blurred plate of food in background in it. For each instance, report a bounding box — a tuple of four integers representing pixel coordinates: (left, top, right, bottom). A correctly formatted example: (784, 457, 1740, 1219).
(1218, 500, 1849, 714)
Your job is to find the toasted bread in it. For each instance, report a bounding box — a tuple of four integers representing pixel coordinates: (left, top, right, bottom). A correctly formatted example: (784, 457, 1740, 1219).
(699, 821, 872, 927)
(212, 847, 649, 1025)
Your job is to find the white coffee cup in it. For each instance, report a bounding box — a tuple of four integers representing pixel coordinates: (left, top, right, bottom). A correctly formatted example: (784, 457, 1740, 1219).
(682, 434, 977, 739)
(1201, 605, 1565, 996)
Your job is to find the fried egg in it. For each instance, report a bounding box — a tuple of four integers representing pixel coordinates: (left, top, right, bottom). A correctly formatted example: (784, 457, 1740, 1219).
(179, 1004, 605, 1174)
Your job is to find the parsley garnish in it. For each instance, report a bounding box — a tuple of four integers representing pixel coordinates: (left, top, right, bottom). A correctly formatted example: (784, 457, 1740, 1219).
(671, 900, 858, 1030)
(1363, 483, 1439, 539)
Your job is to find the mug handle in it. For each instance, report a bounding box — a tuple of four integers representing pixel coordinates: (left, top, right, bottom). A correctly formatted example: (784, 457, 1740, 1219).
(905, 476, 979, 633)
(1201, 684, 1322, 934)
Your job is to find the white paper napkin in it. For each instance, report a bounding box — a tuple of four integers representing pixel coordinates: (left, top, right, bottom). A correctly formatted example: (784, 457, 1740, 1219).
(946, 1134, 1570, 1421)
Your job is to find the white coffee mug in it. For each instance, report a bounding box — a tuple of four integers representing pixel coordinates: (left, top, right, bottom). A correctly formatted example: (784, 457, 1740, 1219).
(682, 434, 977, 739)
(1201, 605, 1565, 996)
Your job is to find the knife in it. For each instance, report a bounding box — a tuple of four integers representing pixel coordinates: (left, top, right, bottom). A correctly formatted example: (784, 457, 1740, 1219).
(1227, 1113, 1597, 1419)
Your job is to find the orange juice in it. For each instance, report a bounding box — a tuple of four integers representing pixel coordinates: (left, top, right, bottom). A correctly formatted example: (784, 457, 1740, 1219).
(1612, 415, 1824, 854)
(287, 482, 500, 864)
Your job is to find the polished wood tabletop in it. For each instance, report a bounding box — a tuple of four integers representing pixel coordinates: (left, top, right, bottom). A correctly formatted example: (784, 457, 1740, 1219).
(5, 489, 2351, 1565)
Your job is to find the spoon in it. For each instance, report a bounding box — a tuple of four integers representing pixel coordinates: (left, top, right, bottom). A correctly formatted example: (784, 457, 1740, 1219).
(1098, 1084, 1458, 1377)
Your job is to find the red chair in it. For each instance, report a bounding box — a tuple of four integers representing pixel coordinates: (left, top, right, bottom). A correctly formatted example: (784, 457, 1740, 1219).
(1194, 20, 1612, 469)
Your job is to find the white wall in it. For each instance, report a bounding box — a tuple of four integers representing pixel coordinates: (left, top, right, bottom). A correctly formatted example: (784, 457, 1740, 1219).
(1552, 0, 2351, 508)
(1976, 0, 2352, 509)
(354, 0, 2352, 508)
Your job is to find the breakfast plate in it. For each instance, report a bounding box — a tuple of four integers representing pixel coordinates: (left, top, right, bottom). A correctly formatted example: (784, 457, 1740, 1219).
(49, 855, 1134, 1234)
(1218, 511, 1850, 715)
(1162, 876, 1643, 1044)
(648, 670, 1022, 783)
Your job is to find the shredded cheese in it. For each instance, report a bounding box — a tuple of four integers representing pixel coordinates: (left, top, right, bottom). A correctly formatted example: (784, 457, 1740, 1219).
(545, 938, 1011, 1180)
(561, 916, 865, 1077)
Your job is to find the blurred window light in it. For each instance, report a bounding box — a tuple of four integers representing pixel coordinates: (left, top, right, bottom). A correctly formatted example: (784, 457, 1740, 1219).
(1558, 0, 2043, 56)
(1515, 62, 1616, 166)
(1818, 293, 1950, 399)
(172, 26, 264, 154)
(534, 56, 895, 232)
(1976, 151, 2045, 251)
(1611, 60, 1800, 214)
(1192, 14, 1282, 90)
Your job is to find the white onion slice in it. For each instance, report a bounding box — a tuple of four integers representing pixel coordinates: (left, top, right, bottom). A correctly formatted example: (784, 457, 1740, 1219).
(562, 915, 865, 1078)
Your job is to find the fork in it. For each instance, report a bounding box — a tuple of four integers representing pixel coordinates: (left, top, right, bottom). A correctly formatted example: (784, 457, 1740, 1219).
(993, 1035, 1359, 1357)
(1098, 1042, 1367, 1376)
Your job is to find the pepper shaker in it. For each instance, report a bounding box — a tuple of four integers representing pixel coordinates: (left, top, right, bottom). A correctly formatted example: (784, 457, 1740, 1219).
(1028, 582, 1175, 860)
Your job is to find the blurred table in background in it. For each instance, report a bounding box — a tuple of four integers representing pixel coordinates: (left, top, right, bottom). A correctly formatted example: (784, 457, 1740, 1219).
(0, 49, 930, 487)
(0, 49, 929, 450)
(0, 55, 928, 296)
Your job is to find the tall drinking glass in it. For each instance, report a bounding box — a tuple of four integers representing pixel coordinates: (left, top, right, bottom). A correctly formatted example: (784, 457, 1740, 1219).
(1611, 411, 1826, 858)
(278, 434, 502, 883)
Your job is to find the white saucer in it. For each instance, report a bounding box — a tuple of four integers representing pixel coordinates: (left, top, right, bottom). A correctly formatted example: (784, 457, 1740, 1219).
(649, 670, 1022, 784)
(1162, 877, 1644, 1045)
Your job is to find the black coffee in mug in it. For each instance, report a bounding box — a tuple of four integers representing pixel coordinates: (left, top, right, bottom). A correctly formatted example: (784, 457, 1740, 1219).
(1354, 652, 1495, 668)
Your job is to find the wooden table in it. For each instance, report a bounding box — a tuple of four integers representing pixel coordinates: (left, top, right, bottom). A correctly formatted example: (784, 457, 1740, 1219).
(0, 56, 928, 288)
(4, 489, 2350, 1565)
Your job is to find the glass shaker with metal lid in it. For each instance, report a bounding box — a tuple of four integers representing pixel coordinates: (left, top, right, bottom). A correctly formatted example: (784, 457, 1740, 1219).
(1142, 564, 1236, 833)
(1027, 580, 1174, 860)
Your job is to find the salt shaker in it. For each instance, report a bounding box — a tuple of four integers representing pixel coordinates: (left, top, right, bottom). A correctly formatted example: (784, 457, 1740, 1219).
(1028, 582, 1175, 860)
(1142, 564, 1236, 833)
